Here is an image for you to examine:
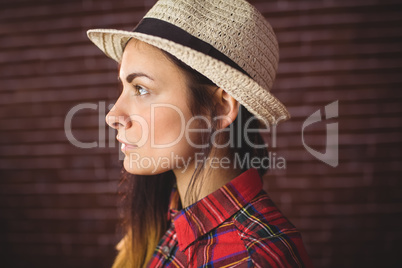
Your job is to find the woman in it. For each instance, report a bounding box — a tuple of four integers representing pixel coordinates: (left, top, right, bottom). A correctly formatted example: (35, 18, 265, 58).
(87, 0, 313, 267)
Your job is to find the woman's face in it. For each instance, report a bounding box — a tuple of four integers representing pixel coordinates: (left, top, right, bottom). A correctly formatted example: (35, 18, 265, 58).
(106, 39, 200, 175)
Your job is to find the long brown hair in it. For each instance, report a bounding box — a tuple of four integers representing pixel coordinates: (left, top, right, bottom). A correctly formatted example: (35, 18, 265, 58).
(112, 50, 269, 268)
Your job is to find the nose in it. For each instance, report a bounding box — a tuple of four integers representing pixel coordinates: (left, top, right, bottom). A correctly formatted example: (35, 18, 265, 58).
(106, 98, 132, 130)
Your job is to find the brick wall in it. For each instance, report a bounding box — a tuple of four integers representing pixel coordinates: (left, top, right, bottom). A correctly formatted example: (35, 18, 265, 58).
(1, 0, 401, 267)
(258, 1, 402, 267)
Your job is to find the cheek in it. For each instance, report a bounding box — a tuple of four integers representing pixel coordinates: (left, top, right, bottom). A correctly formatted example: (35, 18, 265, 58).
(123, 105, 197, 175)
(151, 105, 189, 147)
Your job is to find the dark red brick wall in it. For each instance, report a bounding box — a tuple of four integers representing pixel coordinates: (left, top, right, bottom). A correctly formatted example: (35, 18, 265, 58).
(1, 0, 401, 267)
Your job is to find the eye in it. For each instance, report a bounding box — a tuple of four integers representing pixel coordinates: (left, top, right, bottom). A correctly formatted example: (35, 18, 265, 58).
(133, 85, 149, 96)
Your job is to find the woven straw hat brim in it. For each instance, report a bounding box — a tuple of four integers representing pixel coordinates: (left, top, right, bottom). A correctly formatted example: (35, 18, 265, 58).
(87, 29, 290, 125)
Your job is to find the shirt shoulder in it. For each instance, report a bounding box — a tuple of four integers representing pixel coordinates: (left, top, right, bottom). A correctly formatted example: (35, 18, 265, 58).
(232, 190, 314, 268)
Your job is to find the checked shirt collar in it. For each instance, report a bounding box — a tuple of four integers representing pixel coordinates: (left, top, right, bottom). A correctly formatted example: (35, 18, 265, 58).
(170, 168, 262, 252)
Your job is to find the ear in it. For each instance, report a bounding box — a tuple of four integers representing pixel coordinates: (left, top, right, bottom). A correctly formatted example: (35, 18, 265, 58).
(214, 88, 239, 129)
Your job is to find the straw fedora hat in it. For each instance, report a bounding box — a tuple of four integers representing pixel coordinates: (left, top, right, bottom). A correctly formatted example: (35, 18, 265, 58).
(87, 0, 290, 125)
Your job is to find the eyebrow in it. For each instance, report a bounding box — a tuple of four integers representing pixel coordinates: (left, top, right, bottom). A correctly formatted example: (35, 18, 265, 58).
(118, 72, 154, 83)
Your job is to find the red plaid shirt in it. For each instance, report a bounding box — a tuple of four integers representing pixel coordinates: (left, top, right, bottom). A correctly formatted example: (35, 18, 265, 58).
(146, 168, 313, 267)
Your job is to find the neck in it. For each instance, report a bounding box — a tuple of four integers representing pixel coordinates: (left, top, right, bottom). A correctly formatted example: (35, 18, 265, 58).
(173, 150, 243, 207)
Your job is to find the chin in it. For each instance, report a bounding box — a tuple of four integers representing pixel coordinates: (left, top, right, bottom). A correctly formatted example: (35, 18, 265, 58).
(122, 156, 169, 176)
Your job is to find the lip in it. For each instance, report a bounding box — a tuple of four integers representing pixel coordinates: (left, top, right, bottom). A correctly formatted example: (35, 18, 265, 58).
(117, 136, 138, 152)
